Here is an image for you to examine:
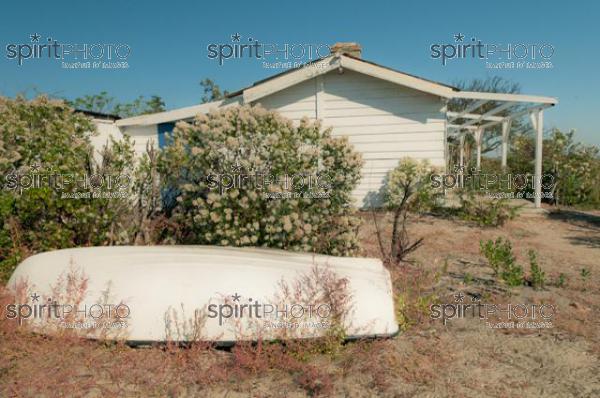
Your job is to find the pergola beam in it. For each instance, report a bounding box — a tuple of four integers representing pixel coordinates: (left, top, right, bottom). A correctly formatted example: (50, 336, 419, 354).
(480, 104, 552, 129)
(460, 102, 516, 128)
(445, 93, 556, 208)
(448, 99, 488, 122)
(451, 91, 558, 105)
(512, 128, 529, 136)
(446, 112, 504, 122)
(447, 124, 479, 131)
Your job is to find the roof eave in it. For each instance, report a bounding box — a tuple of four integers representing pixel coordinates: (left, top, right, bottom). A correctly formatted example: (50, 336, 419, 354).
(115, 96, 242, 127)
(242, 54, 457, 104)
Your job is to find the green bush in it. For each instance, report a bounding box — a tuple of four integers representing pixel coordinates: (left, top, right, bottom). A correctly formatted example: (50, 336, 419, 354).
(0, 96, 134, 281)
(383, 158, 439, 213)
(528, 250, 545, 290)
(158, 104, 363, 256)
(510, 129, 600, 208)
(378, 158, 439, 262)
(0, 99, 364, 281)
(480, 239, 550, 289)
(544, 130, 600, 208)
(479, 237, 523, 287)
(458, 190, 519, 227)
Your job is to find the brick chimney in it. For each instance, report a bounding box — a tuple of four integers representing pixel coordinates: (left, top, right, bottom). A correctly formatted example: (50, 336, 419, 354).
(330, 42, 362, 58)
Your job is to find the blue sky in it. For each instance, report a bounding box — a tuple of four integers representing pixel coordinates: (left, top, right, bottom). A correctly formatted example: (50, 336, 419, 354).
(1, 0, 599, 146)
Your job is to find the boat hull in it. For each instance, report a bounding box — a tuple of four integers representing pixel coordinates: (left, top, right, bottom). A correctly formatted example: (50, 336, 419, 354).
(6, 246, 398, 343)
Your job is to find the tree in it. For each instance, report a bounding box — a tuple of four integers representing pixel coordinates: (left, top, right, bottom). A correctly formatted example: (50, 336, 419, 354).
(144, 95, 166, 114)
(200, 78, 228, 103)
(68, 91, 116, 114)
(69, 93, 166, 117)
(448, 76, 524, 157)
(113, 96, 147, 117)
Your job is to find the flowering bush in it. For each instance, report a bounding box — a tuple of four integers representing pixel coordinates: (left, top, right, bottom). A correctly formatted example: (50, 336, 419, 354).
(0, 99, 363, 281)
(158, 104, 363, 255)
(383, 158, 438, 212)
(543, 130, 600, 207)
(376, 158, 438, 263)
(509, 129, 600, 207)
(0, 96, 134, 280)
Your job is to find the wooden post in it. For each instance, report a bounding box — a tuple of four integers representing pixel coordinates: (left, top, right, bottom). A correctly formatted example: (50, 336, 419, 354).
(530, 110, 544, 208)
(501, 119, 511, 171)
(475, 127, 482, 170)
(459, 133, 465, 188)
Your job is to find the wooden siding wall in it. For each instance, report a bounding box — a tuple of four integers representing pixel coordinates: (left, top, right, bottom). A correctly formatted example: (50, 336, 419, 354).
(121, 125, 159, 158)
(256, 70, 447, 207)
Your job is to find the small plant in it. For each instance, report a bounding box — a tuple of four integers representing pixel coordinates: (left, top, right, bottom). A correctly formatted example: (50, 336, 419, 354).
(393, 265, 438, 331)
(463, 273, 474, 285)
(441, 258, 449, 274)
(501, 262, 525, 287)
(479, 237, 523, 287)
(395, 293, 410, 331)
(294, 364, 334, 397)
(527, 250, 545, 290)
(580, 268, 591, 281)
(479, 237, 515, 276)
(458, 190, 519, 227)
(396, 291, 438, 332)
(555, 273, 567, 288)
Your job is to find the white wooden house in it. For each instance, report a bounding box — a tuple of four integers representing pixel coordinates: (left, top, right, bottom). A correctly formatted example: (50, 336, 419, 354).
(89, 43, 557, 207)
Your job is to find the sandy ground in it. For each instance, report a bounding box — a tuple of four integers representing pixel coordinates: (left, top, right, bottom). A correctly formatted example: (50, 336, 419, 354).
(354, 208, 600, 397)
(1, 208, 599, 397)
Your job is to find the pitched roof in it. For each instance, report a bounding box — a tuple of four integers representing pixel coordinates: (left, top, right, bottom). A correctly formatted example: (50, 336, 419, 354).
(116, 53, 556, 127)
(115, 97, 241, 127)
(225, 53, 458, 99)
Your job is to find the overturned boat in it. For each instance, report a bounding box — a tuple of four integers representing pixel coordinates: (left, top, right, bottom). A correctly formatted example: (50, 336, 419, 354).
(6, 246, 398, 344)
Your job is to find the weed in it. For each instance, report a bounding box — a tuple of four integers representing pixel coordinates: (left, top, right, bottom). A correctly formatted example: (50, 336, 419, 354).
(458, 190, 520, 227)
(391, 263, 439, 332)
(463, 272, 474, 285)
(441, 258, 449, 274)
(479, 237, 515, 276)
(479, 237, 523, 287)
(501, 263, 525, 287)
(555, 273, 567, 288)
(580, 268, 591, 281)
(528, 250, 546, 290)
(294, 364, 334, 397)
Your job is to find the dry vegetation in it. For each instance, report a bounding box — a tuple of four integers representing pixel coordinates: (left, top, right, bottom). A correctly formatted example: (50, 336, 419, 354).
(1, 208, 600, 397)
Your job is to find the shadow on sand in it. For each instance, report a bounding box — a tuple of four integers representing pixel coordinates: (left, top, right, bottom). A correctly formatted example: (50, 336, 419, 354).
(548, 209, 600, 249)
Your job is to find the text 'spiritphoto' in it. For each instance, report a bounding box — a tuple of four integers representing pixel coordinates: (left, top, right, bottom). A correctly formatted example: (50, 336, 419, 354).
(1, 1, 599, 396)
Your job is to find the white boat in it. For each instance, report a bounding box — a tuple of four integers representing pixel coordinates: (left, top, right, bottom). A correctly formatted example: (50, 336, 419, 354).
(6, 246, 398, 344)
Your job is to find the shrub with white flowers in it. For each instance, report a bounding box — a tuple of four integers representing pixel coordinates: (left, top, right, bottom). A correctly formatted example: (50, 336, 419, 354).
(0, 96, 135, 281)
(377, 158, 438, 263)
(158, 105, 363, 256)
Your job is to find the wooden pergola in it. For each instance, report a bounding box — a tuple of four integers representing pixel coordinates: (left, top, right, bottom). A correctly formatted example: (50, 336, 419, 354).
(445, 91, 558, 208)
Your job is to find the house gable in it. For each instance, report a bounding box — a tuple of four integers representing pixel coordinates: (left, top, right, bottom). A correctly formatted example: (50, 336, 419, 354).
(254, 69, 447, 206)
